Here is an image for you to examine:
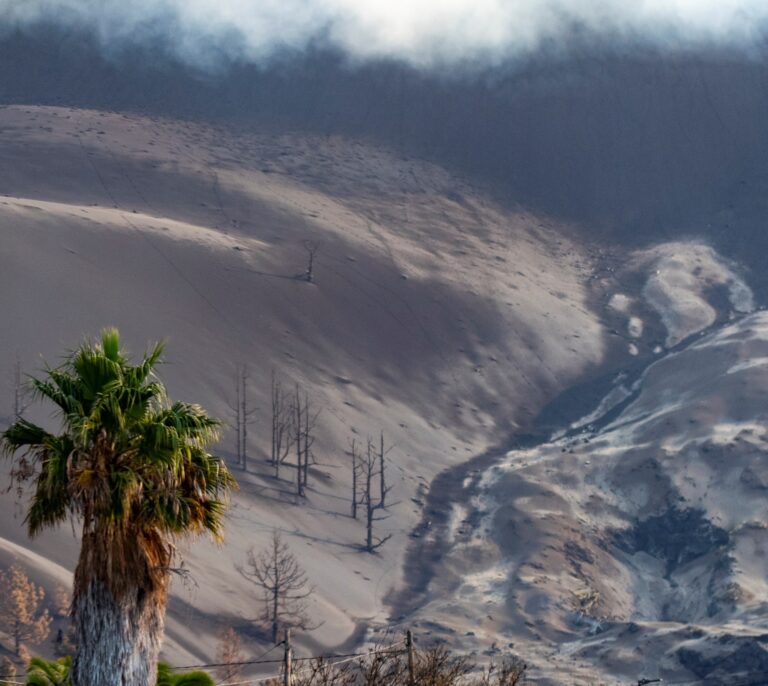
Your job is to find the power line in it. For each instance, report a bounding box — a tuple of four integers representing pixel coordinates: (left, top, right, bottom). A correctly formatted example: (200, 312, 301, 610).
(168, 644, 405, 674)
(170, 640, 286, 671)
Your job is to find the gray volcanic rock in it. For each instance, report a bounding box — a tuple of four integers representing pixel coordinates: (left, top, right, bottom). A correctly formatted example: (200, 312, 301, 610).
(619, 507, 730, 575)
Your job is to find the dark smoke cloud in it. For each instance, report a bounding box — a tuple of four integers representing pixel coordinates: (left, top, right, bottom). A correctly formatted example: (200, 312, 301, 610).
(1, 1, 767, 70)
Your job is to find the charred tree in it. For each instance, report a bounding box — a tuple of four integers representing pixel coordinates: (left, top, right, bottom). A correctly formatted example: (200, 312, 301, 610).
(349, 439, 361, 519)
(293, 385, 319, 497)
(378, 431, 392, 509)
(238, 531, 312, 645)
(362, 437, 393, 553)
(270, 371, 293, 479)
(303, 240, 319, 283)
(294, 384, 304, 497)
(229, 365, 255, 470)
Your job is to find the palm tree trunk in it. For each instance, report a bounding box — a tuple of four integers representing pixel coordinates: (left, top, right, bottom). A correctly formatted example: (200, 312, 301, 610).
(70, 528, 169, 686)
(71, 578, 165, 686)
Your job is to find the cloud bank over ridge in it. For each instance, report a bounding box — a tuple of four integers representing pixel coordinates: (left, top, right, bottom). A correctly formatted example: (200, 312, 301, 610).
(1, 0, 767, 69)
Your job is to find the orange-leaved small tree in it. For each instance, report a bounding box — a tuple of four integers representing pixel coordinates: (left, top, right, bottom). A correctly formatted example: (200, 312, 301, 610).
(0, 563, 51, 657)
(215, 627, 244, 683)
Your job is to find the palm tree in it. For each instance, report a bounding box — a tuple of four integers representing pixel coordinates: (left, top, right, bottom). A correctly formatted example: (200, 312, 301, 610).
(1, 330, 236, 686)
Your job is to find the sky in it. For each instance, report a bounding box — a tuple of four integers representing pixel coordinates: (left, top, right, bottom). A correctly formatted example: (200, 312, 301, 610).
(1, 0, 767, 68)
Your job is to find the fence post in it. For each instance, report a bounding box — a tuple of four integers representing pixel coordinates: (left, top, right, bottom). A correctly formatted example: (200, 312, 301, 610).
(284, 628, 292, 686)
(406, 629, 415, 686)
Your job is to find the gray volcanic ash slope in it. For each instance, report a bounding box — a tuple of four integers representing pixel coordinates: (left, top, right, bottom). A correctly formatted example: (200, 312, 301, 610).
(0, 104, 605, 665)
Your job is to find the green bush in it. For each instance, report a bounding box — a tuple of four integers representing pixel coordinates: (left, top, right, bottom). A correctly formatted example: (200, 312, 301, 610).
(22, 658, 214, 686)
(25, 657, 71, 686)
(157, 662, 215, 686)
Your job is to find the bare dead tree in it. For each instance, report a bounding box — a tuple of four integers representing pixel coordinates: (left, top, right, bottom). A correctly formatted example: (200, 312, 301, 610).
(238, 531, 313, 645)
(302, 391, 319, 493)
(362, 437, 393, 553)
(414, 645, 473, 685)
(292, 657, 357, 686)
(355, 634, 407, 686)
(242, 366, 257, 471)
(277, 632, 527, 686)
(349, 439, 361, 519)
(271, 370, 293, 479)
(294, 384, 304, 497)
(293, 385, 320, 497)
(303, 240, 319, 283)
(229, 365, 256, 470)
(475, 656, 528, 686)
(378, 431, 393, 509)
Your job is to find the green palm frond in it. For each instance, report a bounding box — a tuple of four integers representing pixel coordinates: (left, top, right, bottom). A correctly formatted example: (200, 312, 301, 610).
(100, 327, 123, 363)
(0, 417, 56, 454)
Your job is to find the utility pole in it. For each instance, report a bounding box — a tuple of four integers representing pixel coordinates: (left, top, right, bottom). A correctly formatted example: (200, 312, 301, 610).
(283, 628, 292, 686)
(406, 629, 415, 686)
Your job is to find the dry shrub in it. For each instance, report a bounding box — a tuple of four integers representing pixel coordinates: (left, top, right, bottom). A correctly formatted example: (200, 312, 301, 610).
(270, 640, 526, 686)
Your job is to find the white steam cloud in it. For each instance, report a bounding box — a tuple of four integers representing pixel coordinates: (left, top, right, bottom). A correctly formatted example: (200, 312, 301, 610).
(1, 0, 767, 68)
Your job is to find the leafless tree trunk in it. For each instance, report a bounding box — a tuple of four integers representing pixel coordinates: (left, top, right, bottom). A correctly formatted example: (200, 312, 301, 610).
(302, 392, 318, 492)
(293, 385, 319, 497)
(232, 370, 241, 467)
(350, 439, 360, 519)
(294, 385, 304, 497)
(229, 365, 254, 470)
(238, 531, 313, 645)
(271, 371, 292, 479)
(241, 367, 253, 471)
(303, 241, 319, 283)
(362, 437, 393, 553)
(378, 431, 392, 509)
